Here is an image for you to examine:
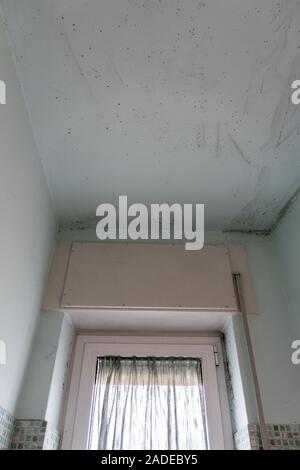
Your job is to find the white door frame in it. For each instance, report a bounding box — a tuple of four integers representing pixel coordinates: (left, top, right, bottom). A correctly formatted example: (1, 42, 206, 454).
(61, 335, 233, 450)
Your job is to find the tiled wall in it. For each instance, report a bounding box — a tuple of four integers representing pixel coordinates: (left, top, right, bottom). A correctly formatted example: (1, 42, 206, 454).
(10, 420, 60, 450)
(3, 402, 300, 451)
(1, 404, 60, 451)
(235, 423, 300, 450)
(0, 405, 14, 450)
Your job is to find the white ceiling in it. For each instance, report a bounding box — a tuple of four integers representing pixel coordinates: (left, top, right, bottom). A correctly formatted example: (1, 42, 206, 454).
(2, 0, 300, 231)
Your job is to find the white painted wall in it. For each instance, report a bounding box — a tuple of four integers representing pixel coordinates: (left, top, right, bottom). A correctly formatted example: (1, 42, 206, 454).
(273, 193, 300, 335)
(45, 313, 74, 429)
(16, 311, 75, 430)
(223, 316, 255, 433)
(236, 236, 299, 424)
(15, 312, 64, 420)
(0, 15, 56, 415)
(15, 227, 300, 434)
(55, 229, 300, 426)
(210, 232, 300, 425)
(0, 0, 297, 432)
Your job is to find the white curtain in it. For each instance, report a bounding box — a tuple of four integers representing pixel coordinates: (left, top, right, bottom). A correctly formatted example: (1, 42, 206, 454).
(88, 356, 208, 450)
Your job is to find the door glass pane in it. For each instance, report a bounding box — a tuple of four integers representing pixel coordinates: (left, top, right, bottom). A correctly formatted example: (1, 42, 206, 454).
(88, 356, 208, 450)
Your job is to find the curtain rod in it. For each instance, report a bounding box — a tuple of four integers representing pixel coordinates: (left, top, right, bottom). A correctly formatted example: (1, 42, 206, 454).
(97, 356, 201, 362)
(232, 272, 270, 451)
